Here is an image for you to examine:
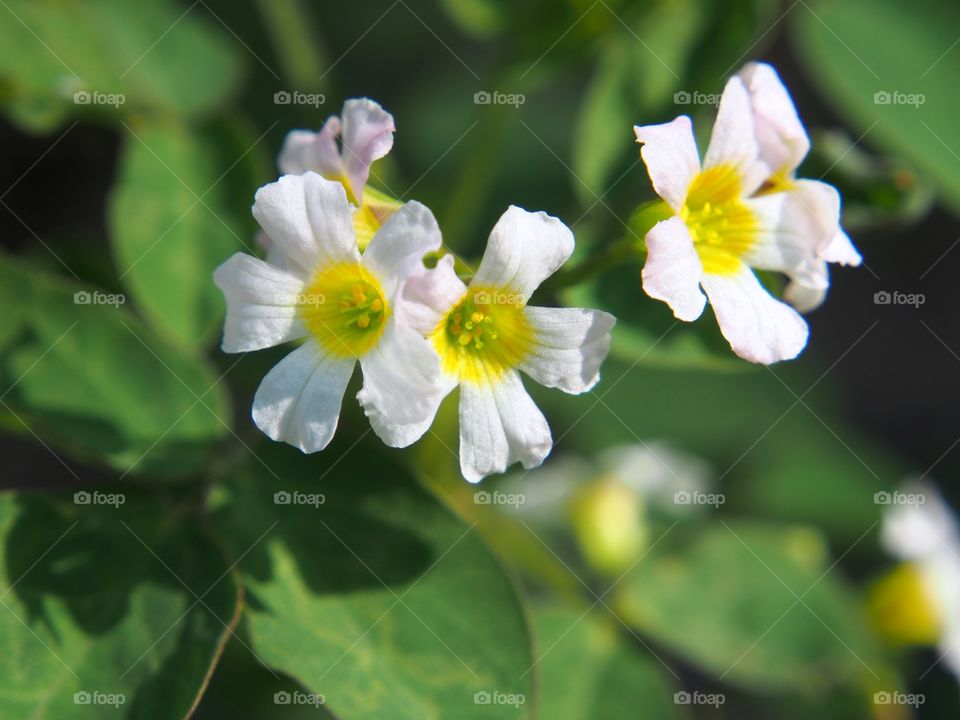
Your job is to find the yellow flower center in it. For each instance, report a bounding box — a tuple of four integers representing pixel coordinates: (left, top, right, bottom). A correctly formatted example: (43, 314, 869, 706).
(298, 262, 388, 358)
(430, 286, 535, 385)
(680, 164, 758, 276)
(866, 562, 942, 646)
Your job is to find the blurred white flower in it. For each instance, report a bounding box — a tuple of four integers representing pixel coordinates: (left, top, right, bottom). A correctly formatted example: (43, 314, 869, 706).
(634, 62, 860, 364)
(214, 172, 447, 452)
(395, 206, 615, 482)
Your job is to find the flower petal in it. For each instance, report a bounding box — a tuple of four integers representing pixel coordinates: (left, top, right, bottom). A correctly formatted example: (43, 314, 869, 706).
(458, 371, 552, 482)
(634, 116, 701, 212)
(341, 98, 395, 202)
(252, 341, 355, 453)
(703, 76, 766, 193)
(357, 320, 455, 448)
(472, 205, 574, 299)
(395, 254, 468, 335)
(641, 216, 707, 321)
(701, 265, 809, 364)
(520, 306, 615, 394)
(788, 179, 860, 264)
(252, 172, 359, 272)
(277, 120, 342, 178)
(361, 200, 443, 297)
(737, 62, 810, 177)
(784, 259, 830, 313)
(743, 191, 821, 274)
(213, 253, 308, 352)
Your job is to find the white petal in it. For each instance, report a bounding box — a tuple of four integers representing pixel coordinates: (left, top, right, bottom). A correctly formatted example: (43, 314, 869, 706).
(252, 341, 355, 453)
(472, 205, 574, 299)
(743, 191, 822, 274)
(737, 62, 810, 177)
(357, 321, 455, 448)
(458, 372, 552, 482)
(361, 200, 443, 297)
(634, 116, 701, 212)
(641, 216, 706, 321)
(821, 229, 862, 266)
(520, 306, 615, 394)
(701, 266, 809, 364)
(252, 172, 358, 272)
(395, 254, 468, 335)
(784, 260, 829, 313)
(340, 98, 395, 202)
(213, 253, 307, 352)
(703, 76, 766, 194)
(788, 179, 860, 264)
(277, 122, 342, 178)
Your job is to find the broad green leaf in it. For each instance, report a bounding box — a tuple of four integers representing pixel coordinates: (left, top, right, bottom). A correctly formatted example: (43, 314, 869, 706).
(109, 119, 251, 350)
(0, 0, 242, 130)
(536, 605, 681, 719)
(792, 0, 960, 214)
(213, 443, 536, 720)
(0, 490, 240, 718)
(0, 255, 231, 477)
(616, 522, 885, 692)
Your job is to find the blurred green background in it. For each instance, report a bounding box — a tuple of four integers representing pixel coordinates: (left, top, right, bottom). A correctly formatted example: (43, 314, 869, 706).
(0, 0, 958, 717)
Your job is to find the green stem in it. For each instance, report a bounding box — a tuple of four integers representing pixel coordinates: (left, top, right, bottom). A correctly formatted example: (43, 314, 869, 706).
(544, 199, 672, 293)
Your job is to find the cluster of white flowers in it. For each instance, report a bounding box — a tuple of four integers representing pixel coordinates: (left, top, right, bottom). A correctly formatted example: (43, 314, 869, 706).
(214, 63, 861, 481)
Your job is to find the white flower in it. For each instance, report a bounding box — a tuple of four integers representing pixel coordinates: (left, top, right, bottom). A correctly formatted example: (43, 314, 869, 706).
(214, 172, 446, 453)
(634, 62, 860, 364)
(393, 206, 615, 482)
(276, 98, 400, 252)
(879, 484, 960, 679)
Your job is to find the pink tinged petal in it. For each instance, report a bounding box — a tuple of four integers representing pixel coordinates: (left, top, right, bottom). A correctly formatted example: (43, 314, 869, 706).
(340, 98, 395, 202)
(784, 260, 830, 313)
(641, 216, 707, 322)
(252, 172, 359, 272)
(519, 306, 615, 394)
(787, 179, 860, 264)
(703, 76, 767, 194)
(473, 205, 575, 299)
(357, 321, 455, 448)
(634, 116, 701, 212)
(458, 372, 552, 483)
(701, 265, 809, 364)
(213, 253, 308, 352)
(252, 341, 356, 453)
(737, 62, 810, 177)
(361, 200, 442, 297)
(395, 254, 468, 336)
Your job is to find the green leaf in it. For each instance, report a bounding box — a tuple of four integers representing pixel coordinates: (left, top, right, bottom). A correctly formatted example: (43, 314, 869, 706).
(0, 255, 231, 477)
(535, 605, 680, 719)
(616, 521, 884, 692)
(792, 0, 960, 214)
(0, 490, 240, 718)
(109, 119, 252, 350)
(0, 0, 243, 130)
(213, 443, 536, 720)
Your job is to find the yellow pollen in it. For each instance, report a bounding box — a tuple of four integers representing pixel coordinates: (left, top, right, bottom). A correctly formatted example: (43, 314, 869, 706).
(680, 164, 759, 276)
(430, 286, 535, 385)
(298, 261, 389, 358)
